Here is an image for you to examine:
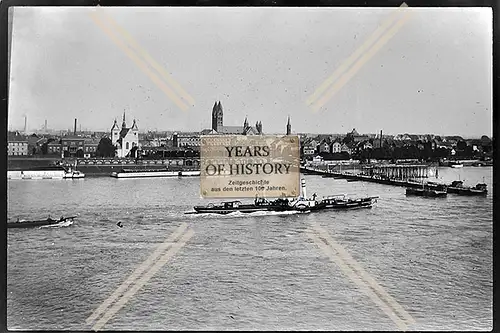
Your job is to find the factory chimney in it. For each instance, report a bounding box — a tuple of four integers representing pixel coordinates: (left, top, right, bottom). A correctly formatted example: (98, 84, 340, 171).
(24, 116, 27, 133)
(74, 118, 77, 135)
(380, 130, 383, 148)
(45, 119, 47, 131)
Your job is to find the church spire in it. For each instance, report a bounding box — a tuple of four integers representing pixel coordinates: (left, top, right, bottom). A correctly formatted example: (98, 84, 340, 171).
(212, 101, 218, 116)
(111, 118, 119, 131)
(286, 116, 292, 135)
(122, 112, 127, 128)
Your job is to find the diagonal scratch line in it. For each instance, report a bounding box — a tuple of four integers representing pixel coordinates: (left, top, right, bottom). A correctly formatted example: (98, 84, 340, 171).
(308, 222, 416, 330)
(92, 228, 195, 331)
(311, 9, 413, 113)
(96, 7, 196, 106)
(86, 223, 189, 325)
(306, 2, 408, 107)
(310, 222, 416, 325)
(307, 230, 409, 330)
(89, 11, 189, 112)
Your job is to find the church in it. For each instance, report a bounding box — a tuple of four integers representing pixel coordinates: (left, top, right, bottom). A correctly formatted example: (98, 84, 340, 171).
(201, 101, 292, 136)
(200, 101, 262, 135)
(111, 113, 139, 158)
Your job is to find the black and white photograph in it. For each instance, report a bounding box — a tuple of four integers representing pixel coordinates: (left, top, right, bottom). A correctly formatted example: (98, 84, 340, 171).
(5, 4, 493, 331)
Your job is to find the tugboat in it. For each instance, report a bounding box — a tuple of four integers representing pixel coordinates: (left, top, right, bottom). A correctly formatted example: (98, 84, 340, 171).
(447, 180, 488, 195)
(8, 215, 77, 229)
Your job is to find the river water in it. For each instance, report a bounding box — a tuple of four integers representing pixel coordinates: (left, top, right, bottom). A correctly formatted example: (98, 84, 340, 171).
(7, 167, 492, 330)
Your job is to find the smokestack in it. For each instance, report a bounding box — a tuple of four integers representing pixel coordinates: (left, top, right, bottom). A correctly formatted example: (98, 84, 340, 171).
(74, 118, 77, 135)
(24, 116, 27, 133)
(380, 130, 383, 148)
(301, 178, 307, 199)
(45, 119, 47, 131)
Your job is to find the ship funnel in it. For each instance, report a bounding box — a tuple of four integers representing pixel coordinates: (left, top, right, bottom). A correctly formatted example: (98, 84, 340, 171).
(301, 178, 307, 199)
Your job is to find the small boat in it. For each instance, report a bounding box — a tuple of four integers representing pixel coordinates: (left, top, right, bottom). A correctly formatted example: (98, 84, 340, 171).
(448, 161, 464, 168)
(191, 197, 292, 214)
(8, 215, 77, 229)
(447, 180, 487, 195)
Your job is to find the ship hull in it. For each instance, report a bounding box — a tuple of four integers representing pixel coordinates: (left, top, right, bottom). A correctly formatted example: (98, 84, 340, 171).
(447, 187, 487, 195)
(406, 188, 447, 197)
(192, 206, 287, 214)
(8, 216, 76, 229)
(111, 170, 200, 178)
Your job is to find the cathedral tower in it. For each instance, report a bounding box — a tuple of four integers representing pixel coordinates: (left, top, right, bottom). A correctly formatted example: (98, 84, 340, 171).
(211, 101, 223, 131)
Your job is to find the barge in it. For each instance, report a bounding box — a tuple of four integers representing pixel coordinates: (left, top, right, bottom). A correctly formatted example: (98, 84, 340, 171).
(406, 184, 447, 197)
(447, 180, 487, 195)
(111, 168, 200, 178)
(192, 197, 292, 214)
(7, 166, 85, 180)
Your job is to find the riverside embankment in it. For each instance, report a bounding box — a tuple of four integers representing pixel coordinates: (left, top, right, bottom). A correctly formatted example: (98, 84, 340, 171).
(7, 157, 200, 177)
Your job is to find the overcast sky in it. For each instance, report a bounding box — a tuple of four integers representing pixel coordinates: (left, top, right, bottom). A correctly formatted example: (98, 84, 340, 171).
(8, 7, 492, 137)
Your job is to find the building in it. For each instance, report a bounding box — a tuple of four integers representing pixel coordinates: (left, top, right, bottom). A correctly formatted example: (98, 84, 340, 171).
(173, 132, 201, 149)
(8, 132, 28, 156)
(111, 113, 139, 158)
(318, 139, 331, 154)
(346, 128, 369, 143)
(83, 138, 100, 158)
(61, 136, 85, 157)
(47, 142, 62, 156)
(205, 101, 263, 135)
(302, 139, 317, 158)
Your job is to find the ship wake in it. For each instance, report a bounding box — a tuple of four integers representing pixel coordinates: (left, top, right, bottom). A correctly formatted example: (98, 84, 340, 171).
(39, 220, 74, 228)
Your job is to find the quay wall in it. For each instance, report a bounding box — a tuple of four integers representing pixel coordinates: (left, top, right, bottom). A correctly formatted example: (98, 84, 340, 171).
(8, 157, 200, 176)
(8, 157, 60, 170)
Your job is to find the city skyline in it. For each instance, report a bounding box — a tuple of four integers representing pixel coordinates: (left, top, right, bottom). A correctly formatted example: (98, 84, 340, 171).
(8, 117, 492, 140)
(8, 7, 492, 137)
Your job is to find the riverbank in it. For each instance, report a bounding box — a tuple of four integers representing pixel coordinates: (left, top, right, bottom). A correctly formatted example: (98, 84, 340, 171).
(7, 157, 200, 176)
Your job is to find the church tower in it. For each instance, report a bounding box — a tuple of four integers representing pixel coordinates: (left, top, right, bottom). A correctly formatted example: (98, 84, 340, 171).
(122, 112, 127, 129)
(111, 119, 120, 145)
(211, 101, 223, 132)
(132, 119, 138, 135)
(286, 116, 292, 135)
